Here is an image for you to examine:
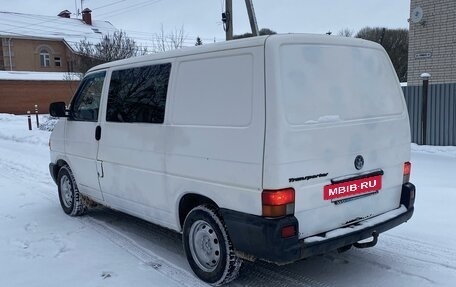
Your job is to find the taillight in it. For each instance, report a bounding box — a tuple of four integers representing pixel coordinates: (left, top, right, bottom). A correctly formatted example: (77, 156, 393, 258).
(403, 162, 411, 183)
(262, 188, 295, 217)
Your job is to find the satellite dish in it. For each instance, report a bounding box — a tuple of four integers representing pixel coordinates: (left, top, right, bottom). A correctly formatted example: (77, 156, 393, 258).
(411, 6, 424, 23)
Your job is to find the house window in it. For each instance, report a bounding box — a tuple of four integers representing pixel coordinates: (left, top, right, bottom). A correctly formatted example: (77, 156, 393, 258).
(40, 49, 50, 67)
(55, 57, 61, 67)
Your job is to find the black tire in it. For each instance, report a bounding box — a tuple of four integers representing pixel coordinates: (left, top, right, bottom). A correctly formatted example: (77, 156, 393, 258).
(183, 205, 242, 286)
(57, 165, 86, 216)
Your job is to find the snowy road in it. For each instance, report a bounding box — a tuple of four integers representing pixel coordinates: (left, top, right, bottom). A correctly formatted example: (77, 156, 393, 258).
(1, 114, 455, 287)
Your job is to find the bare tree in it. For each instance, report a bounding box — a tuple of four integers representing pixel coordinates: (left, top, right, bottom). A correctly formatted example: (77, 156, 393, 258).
(337, 28, 355, 37)
(356, 27, 409, 82)
(152, 25, 186, 52)
(74, 30, 147, 74)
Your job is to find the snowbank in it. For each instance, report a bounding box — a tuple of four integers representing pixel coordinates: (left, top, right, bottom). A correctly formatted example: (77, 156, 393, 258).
(0, 71, 81, 81)
(0, 113, 51, 146)
(411, 143, 456, 158)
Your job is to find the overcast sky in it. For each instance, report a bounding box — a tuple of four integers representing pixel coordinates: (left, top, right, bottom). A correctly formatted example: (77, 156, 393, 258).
(1, 0, 411, 45)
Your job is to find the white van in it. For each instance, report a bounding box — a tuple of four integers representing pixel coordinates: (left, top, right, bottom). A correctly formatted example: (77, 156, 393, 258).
(49, 34, 415, 285)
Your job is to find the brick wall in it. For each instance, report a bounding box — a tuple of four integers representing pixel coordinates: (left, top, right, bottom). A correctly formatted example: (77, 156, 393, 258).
(408, 0, 456, 85)
(0, 80, 79, 114)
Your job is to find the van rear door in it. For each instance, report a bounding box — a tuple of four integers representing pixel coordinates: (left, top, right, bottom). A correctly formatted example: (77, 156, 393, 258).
(264, 35, 411, 239)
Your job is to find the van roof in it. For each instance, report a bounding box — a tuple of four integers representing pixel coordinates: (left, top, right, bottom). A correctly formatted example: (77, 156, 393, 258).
(87, 33, 381, 73)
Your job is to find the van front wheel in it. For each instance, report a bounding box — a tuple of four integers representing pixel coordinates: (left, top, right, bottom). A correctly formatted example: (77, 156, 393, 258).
(57, 165, 86, 216)
(183, 205, 242, 286)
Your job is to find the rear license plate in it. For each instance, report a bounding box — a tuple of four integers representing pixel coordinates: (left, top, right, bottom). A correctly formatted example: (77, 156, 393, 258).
(324, 175, 382, 200)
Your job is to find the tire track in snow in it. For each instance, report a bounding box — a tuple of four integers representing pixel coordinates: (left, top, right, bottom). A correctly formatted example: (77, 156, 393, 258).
(234, 261, 332, 287)
(233, 264, 315, 287)
(0, 141, 54, 190)
(343, 249, 437, 285)
(99, 207, 183, 249)
(0, 158, 55, 205)
(0, 152, 207, 287)
(337, 231, 456, 286)
(380, 233, 456, 271)
(83, 216, 208, 287)
(92, 208, 331, 287)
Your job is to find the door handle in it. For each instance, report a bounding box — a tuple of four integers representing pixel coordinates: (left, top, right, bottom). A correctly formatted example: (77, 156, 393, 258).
(95, 125, 101, 141)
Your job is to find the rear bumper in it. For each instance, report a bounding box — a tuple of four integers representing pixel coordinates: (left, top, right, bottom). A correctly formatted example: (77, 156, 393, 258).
(221, 183, 415, 264)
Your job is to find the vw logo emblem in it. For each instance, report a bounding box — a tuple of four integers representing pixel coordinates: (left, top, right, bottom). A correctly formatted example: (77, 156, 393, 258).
(354, 155, 364, 170)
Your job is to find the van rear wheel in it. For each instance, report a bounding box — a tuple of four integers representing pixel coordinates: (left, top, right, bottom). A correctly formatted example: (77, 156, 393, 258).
(57, 165, 86, 216)
(183, 205, 242, 286)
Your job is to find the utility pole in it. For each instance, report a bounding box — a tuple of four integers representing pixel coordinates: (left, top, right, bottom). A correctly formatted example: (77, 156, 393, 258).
(224, 0, 233, 41)
(223, 0, 259, 41)
(245, 0, 259, 36)
(74, 0, 84, 17)
(74, 0, 79, 17)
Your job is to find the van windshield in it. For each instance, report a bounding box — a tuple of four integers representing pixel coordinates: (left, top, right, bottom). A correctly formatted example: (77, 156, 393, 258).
(279, 44, 403, 125)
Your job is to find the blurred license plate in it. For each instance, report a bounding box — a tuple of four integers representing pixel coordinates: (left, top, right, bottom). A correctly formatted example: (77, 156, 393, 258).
(324, 175, 382, 200)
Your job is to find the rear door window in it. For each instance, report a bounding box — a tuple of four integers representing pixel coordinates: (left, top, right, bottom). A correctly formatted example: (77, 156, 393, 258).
(279, 45, 403, 125)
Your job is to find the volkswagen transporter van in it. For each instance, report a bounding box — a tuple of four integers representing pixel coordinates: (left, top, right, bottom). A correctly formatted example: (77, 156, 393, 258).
(49, 34, 415, 285)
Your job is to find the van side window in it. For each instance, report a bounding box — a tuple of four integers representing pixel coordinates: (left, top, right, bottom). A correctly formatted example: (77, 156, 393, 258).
(106, 63, 171, 123)
(70, 72, 106, 122)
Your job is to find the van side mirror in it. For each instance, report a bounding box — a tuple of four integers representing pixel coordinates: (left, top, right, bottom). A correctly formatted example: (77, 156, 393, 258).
(49, 102, 68, 117)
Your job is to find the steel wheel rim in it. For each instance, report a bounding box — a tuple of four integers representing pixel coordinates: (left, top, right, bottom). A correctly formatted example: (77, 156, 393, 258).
(60, 175, 73, 208)
(188, 220, 221, 272)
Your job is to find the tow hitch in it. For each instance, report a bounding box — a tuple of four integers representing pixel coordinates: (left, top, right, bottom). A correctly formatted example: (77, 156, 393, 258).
(353, 231, 379, 248)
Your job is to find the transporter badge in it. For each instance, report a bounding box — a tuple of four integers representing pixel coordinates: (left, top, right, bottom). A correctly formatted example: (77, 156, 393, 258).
(354, 155, 364, 170)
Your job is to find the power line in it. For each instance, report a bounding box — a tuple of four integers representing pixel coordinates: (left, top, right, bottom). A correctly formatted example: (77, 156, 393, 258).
(0, 25, 203, 50)
(0, 17, 216, 43)
(0, 6, 223, 47)
(97, 0, 165, 18)
(92, 0, 127, 11)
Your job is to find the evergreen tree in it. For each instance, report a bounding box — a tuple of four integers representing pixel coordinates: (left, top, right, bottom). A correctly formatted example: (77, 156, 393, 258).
(233, 28, 277, 39)
(356, 27, 409, 82)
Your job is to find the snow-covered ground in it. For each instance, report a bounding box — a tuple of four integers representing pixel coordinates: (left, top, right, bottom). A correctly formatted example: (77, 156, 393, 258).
(0, 113, 455, 287)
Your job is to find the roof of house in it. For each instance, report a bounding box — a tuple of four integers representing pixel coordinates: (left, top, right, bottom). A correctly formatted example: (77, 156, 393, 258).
(0, 11, 116, 51)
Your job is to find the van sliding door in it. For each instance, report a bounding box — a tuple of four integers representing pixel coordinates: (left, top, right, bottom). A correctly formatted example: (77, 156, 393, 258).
(96, 63, 172, 225)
